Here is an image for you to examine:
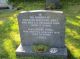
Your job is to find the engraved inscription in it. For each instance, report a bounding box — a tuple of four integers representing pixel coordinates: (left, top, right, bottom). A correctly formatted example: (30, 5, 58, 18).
(22, 15, 60, 40)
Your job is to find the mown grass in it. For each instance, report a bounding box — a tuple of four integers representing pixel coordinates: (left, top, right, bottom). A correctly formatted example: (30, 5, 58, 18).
(0, 0, 80, 59)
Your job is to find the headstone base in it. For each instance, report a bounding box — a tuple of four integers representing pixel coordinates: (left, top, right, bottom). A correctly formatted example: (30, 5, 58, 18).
(16, 44, 67, 59)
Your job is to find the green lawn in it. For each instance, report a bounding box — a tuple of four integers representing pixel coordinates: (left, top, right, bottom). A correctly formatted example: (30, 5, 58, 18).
(0, 0, 80, 59)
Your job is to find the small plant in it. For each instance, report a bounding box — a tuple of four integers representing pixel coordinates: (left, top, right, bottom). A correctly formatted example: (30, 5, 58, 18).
(46, 3, 56, 10)
(32, 44, 49, 53)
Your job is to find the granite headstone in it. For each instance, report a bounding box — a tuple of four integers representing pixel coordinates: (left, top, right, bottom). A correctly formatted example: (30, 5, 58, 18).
(0, 0, 12, 9)
(16, 10, 67, 59)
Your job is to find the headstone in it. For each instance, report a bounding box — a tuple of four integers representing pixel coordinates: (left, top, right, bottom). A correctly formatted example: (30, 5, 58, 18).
(45, 0, 62, 9)
(16, 10, 67, 59)
(0, 0, 12, 9)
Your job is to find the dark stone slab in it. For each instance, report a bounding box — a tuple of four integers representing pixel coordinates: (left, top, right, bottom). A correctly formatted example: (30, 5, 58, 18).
(16, 10, 67, 58)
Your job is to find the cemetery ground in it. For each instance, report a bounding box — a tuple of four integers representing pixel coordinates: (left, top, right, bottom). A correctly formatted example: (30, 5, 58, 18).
(0, 1, 80, 59)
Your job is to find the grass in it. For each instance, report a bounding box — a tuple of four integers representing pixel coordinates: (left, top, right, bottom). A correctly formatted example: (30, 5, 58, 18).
(0, 0, 80, 59)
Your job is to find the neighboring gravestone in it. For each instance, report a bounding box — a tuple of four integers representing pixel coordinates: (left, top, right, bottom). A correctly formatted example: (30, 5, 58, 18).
(0, 0, 12, 9)
(16, 10, 67, 59)
(45, 0, 62, 9)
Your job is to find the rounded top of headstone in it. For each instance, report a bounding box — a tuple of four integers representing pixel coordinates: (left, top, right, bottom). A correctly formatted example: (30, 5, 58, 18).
(20, 10, 63, 14)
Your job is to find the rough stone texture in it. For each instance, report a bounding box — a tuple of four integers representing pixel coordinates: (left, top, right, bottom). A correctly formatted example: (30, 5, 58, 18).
(16, 10, 67, 59)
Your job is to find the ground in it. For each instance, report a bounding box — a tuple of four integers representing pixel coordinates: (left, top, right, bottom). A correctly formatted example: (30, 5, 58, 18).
(0, 0, 80, 59)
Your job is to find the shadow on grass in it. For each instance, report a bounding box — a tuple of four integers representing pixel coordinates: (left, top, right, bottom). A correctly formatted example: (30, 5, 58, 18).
(66, 15, 80, 59)
(0, 12, 20, 59)
(67, 48, 76, 59)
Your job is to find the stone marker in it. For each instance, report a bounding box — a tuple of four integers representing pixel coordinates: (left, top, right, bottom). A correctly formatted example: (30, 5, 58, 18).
(16, 10, 67, 59)
(45, 0, 62, 9)
(0, 0, 12, 9)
